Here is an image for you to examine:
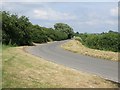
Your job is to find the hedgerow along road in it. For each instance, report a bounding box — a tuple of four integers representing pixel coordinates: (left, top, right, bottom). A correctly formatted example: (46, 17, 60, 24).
(25, 40, 119, 83)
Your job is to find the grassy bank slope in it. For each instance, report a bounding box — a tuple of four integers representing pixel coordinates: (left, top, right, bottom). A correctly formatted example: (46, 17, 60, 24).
(61, 40, 119, 61)
(2, 46, 117, 88)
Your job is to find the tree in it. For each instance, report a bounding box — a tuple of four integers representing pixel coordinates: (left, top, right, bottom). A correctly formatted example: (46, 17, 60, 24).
(78, 31, 120, 52)
(54, 23, 74, 39)
(2, 11, 32, 45)
(2, 11, 72, 46)
(0, 11, 2, 42)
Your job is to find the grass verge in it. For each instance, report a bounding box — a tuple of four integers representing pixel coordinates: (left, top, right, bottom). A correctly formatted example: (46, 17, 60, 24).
(61, 40, 119, 61)
(0, 43, 2, 89)
(2, 45, 118, 88)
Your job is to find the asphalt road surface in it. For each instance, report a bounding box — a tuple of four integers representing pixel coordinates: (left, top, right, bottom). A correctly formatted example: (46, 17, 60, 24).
(25, 40, 119, 83)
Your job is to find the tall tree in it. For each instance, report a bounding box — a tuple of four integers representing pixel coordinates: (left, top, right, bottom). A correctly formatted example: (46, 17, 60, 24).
(2, 11, 32, 45)
(54, 23, 74, 39)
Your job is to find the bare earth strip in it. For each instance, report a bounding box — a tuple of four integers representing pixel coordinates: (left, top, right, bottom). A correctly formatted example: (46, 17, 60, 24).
(61, 40, 119, 61)
(2, 46, 118, 88)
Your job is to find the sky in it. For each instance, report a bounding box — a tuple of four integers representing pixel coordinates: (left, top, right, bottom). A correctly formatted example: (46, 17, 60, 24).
(1, 0, 119, 33)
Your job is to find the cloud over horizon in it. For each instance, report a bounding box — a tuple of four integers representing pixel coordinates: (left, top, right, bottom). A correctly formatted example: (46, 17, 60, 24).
(33, 8, 77, 20)
(2, 2, 118, 33)
(110, 7, 118, 16)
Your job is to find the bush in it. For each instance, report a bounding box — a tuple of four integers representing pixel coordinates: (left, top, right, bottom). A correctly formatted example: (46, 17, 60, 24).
(74, 36, 82, 42)
(2, 11, 32, 46)
(2, 11, 72, 46)
(77, 31, 120, 52)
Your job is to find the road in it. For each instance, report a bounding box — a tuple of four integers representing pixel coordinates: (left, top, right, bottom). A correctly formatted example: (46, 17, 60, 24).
(25, 40, 119, 83)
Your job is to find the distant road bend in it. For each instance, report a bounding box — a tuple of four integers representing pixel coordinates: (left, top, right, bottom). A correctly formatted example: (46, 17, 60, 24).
(25, 40, 119, 83)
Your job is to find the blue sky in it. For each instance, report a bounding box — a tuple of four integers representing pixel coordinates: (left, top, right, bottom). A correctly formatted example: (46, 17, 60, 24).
(2, 1, 118, 33)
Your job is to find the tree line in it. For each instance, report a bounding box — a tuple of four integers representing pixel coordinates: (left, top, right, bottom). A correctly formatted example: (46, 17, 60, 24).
(74, 31, 120, 52)
(2, 11, 74, 46)
(1, 11, 120, 52)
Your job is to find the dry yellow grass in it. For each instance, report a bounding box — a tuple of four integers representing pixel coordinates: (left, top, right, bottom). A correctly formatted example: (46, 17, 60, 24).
(61, 40, 119, 61)
(2, 46, 118, 88)
(0, 45, 2, 89)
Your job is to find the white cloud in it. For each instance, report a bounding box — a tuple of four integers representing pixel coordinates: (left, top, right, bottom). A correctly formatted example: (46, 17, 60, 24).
(78, 20, 100, 26)
(77, 19, 117, 27)
(110, 7, 118, 16)
(105, 20, 118, 25)
(80, 11, 118, 26)
(85, 20, 98, 25)
(33, 8, 77, 20)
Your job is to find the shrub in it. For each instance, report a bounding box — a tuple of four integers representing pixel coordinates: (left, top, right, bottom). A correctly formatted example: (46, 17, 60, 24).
(77, 31, 120, 52)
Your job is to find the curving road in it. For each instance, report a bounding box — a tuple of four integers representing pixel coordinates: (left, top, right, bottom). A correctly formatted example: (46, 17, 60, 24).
(25, 40, 119, 83)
